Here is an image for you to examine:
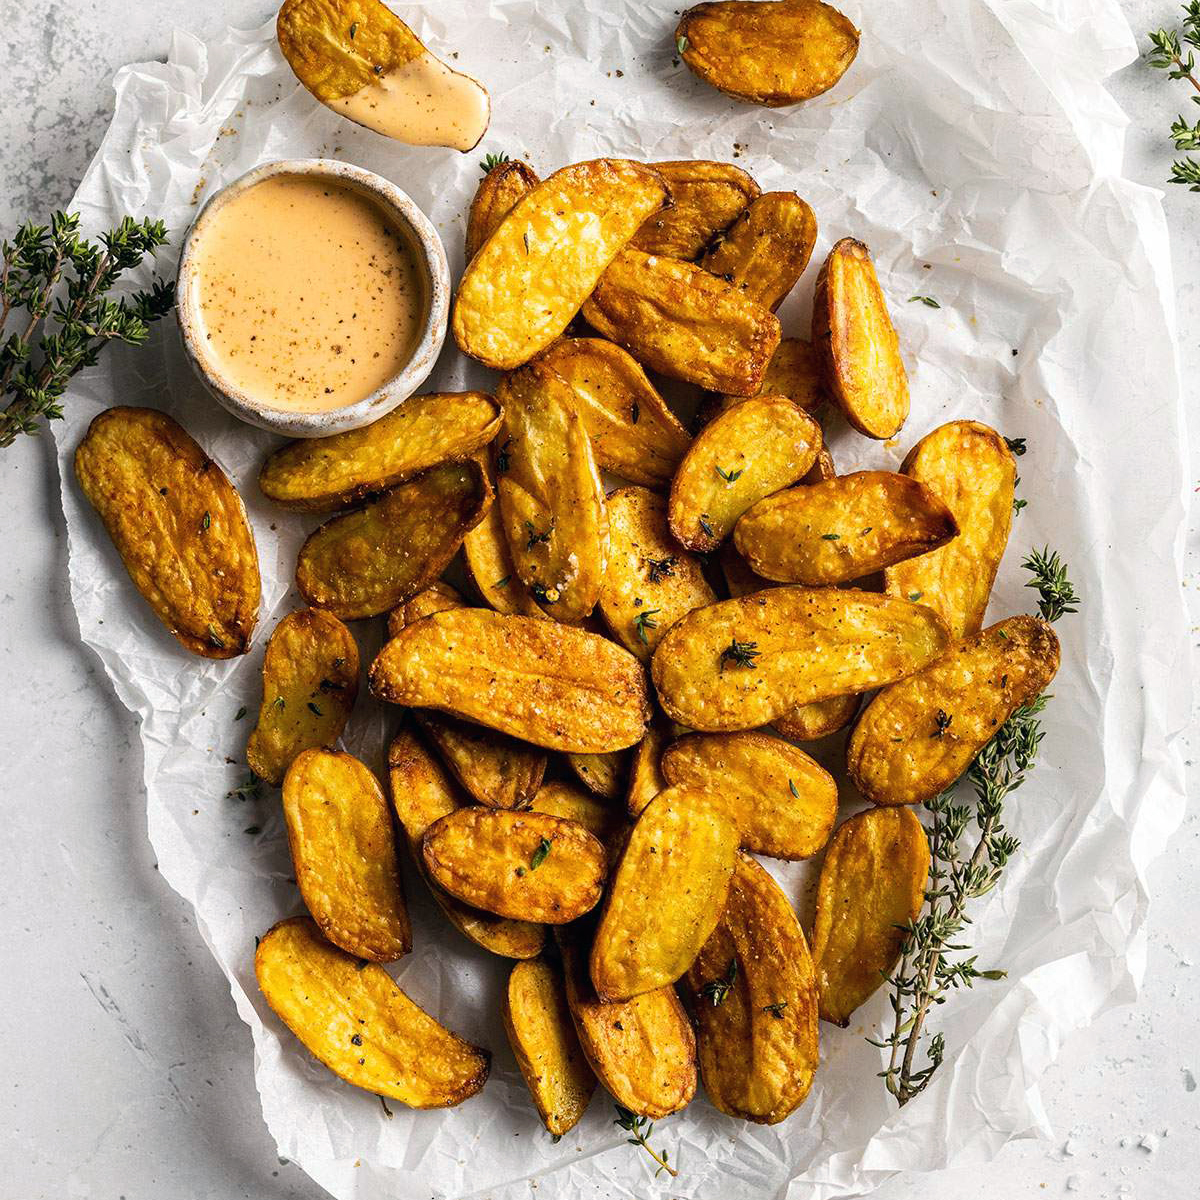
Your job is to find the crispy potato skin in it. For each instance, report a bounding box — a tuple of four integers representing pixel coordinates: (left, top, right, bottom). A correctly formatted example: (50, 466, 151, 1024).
(811, 808, 930, 1026)
(847, 616, 1060, 806)
(246, 609, 359, 785)
(530, 780, 625, 850)
(599, 487, 716, 660)
(282, 750, 410, 961)
(583, 249, 781, 395)
(74, 406, 260, 658)
(813, 238, 910, 439)
(495, 360, 608, 622)
(418, 713, 547, 809)
(678, 1, 859, 106)
(883, 421, 1017, 638)
(717, 338, 828, 413)
(590, 788, 738, 1000)
(734, 470, 959, 585)
(626, 722, 669, 817)
(259, 392, 502, 513)
(685, 853, 818, 1123)
(652, 587, 950, 731)
(538, 339, 691, 488)
(503, 959, 596, 1135)
(467, 160, 540, 261)
(661, 732, 837, 859)
(700, 191, 817, 311)
(564, 751, 629, 801)
(387, 730, 545, 958)
(630, 160, 760, 259)
(454, 159, 670, 370)
(669, 396, 822, 551)
(422, 808, 607, 924)
(562, 942, 696, 1118)
(385, 580, 465, 640)
(296, 459, 490, 619)
(371, 609, 652, 752)
(463, 497, 547, 617)
(255, 916, 489, 1106)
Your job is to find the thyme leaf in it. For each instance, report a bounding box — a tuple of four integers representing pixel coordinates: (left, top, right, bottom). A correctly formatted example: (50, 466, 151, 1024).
(719, 638, 760, 671)
(614, 1105, 677, 1178)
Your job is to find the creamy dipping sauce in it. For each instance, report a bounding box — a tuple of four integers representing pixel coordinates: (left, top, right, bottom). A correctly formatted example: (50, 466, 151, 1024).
(331, 52, 490, 151)
(191, 174, 426, 413)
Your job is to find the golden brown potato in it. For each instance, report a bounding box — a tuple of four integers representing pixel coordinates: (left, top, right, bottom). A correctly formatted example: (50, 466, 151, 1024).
(371, 609, 651, 752)
(246, 609, 358, 785)
(282, 749, 410, 961)
(590, 789, 738, 1000)
(74, 407, 260, 658)
(422, 808, 607, 924)
(685, 852, 818, 1123)
(462, 497, 546, 618)
(813, 238, 909, 440)
(847, 616, 1060, 807)
(811, 808, 929, 1026)
(582, 248, 781, 395)
(256, 916, 489, 1106)
(630, 159, 760, 259)
(678, 1, 859, 106)
(259, 392, 501, 513)
(564, 751, 629, 801)
(599, 487, 716, 660)
(418, 714, 547, 810)
(734, 470, 959, 585)
(652, 587, 950, 731)
(495, 360, 608, 622)
(385, 580, 464, 639)
(669, 396, 822, 552)
(466, 159, 540, 260)
(717, 338, 827, 413)
(454, 159, 669, 369)
(626, 722, 669, 817)
(661, 732, 836, 859)
(700, 191, 817, 310)
(883, 421, 1017, 639)
(296, 459, 490, 619)
(503, 958, 596, 1135)
(530, 780, 625, 848)
(537, 338, 691, 488)
(562, 941, 696, 1118)
(387, 730, 545, 958)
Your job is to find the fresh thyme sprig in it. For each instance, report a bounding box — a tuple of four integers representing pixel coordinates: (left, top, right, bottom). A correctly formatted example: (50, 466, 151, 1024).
(697, 957, 738, 1006)
(633, 607, 660, 644)
(614, 1106, 677, 1178)
(719, 638, 760, 671)
(871, 550, 1077, 1106)
(0, 212, 174, 447)
(478, 151, 510, 174)
(1147, 3, 1200, 190)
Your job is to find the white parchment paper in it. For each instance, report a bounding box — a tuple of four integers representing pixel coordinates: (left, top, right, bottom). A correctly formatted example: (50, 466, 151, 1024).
(52, 2, 1191, 1197)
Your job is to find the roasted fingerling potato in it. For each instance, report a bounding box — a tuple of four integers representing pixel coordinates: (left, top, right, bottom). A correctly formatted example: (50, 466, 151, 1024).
(530, 779, 626, 849)
(717, 338, 829, 413)
(626, 720, 670, 817)
(462, 496, 547, 618)
(466, 158, 540, 260)
(564, 751, 629, 801)
(631, 159, 760, 259)
(75, 406, 260, 658)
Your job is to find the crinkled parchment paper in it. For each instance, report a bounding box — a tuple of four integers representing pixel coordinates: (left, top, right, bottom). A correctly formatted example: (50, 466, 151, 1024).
(52, 2, 1190, 1197)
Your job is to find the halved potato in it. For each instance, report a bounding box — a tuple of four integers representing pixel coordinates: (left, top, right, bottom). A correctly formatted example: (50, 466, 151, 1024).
(630, 159, 760, 259)
(454, 159, 670, 369)
(530, 780, 625, 848)
(467, 159, 540, 260)
(387, 729, 544, 958)
(537, 338, 691, 488)
(811, 807, 929, 1025)
(599, 487, 715, 660)
(562, 940, 696, 1118)
(582, 248, 781, 395)
(422, 808, 607, 923)
(463, 496, 546, 618)
(669, 396, 822, 551)
(74, 406, 260, 658)
(677, 1, 860, 106)
(371, 609, 651, 752)
(590, 789, 738, 1000)
(503, 958, 596, 1135)
(256, 916, 489, 1106)
(296, 458, 490, 619)
(495, 360, 608, 622)
(277, 0, 489, 151)
(626, 722, 669, 817)
(564, 751, 629, 801)
(661, 732, 836, 859)
(385, 580, 464, 639)
(246, 609, 359, 785)
(700, 191, 817, 310)
(282, 749, 410, 961)
(685, 852, 818, 1123)
(652, 587, 950, 731)
(813, 238, 909, 439)
(847, 616, 1060, 807)
(734, 470, 959, 585)
(883, 421, 1017, 638)
(417, 714, 547, 810)
(718, 338, 827, 413)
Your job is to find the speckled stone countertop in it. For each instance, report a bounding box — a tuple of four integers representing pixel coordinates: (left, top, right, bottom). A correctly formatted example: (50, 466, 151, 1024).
(0, 3, 1196, 1198)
